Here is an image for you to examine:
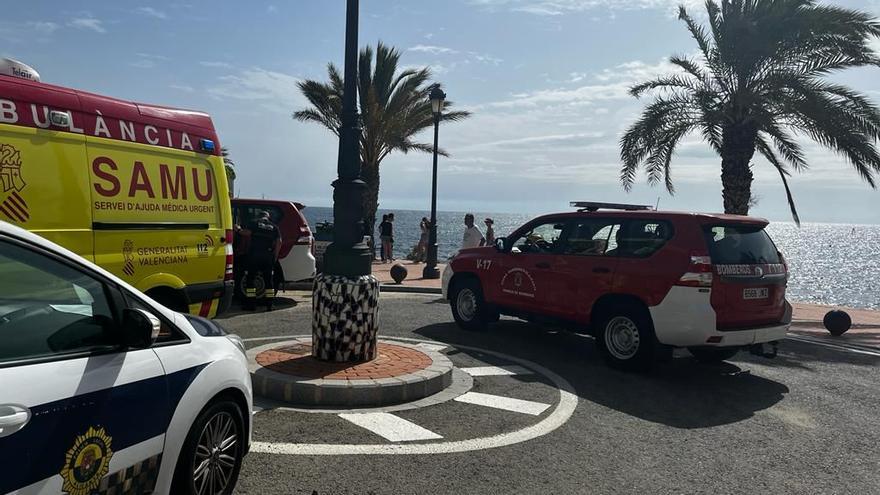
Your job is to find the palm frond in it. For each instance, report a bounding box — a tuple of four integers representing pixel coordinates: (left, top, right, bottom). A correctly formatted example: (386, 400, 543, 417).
(756, 136, 801, 226)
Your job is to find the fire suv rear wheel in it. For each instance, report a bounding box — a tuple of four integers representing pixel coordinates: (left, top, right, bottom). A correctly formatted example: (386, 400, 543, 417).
(450, 278, 489, 331)
(595, 306, 656, 371)
(688, 347, 740, 363)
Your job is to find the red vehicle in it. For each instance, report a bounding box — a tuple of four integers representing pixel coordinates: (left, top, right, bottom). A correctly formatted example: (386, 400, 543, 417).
(441, 202, 792, 370)
(232, 199, 315, 294)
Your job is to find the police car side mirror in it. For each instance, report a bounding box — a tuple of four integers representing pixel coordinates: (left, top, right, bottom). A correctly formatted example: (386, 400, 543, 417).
(122, 309, 161, 349)
(495, 237, 506, 252)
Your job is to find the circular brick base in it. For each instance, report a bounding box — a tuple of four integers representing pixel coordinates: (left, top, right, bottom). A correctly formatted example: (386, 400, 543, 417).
(248, 339, 453, 407)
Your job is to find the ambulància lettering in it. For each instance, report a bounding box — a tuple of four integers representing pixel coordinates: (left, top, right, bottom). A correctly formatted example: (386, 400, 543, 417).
(0, 99, 197, 152)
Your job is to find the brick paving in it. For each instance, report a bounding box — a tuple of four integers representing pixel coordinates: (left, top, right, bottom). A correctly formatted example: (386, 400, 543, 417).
(372, 260, 444, 289)
(255, 342, 434, 380)
(789, 302, 880, 349)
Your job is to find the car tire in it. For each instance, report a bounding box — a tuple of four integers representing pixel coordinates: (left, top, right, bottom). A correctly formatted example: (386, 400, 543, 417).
(450, 278, 489, 331)
(595, 306, 657, 371)
(172, 399, 246, 495)
(688, 347, 740, 363)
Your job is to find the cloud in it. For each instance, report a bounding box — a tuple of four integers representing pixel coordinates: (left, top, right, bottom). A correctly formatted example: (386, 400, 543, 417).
(30, 21, 59, 35)
(130, 53, 169, 69)
(469, 0, 703, 15)
(200, 61, 233, 69)
(408, 45, 458, 55)
(170, 84, 195, 92)
(136, 7, 168, 19)
(267, 5, 278, 13)
(482, 58, 675, 108)
(69, 17, 106, 33)
(207, 68, 306, 111)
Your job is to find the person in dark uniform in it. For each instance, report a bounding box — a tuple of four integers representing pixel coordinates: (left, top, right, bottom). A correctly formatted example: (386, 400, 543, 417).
(243, 210, 281, 311)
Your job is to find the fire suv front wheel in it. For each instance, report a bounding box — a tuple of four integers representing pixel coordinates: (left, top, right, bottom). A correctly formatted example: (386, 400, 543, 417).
(595, 306, 657, 371)
(450, 278, 490, 331)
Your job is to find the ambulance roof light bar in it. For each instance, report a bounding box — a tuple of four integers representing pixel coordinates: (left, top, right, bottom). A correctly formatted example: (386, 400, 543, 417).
(0, 58, 40, 82)
(570, 201, 655, 212)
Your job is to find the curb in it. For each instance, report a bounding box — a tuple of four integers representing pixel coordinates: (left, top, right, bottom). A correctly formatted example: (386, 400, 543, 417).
(286, 281, 442, 295)
(248, 339, 454, 407)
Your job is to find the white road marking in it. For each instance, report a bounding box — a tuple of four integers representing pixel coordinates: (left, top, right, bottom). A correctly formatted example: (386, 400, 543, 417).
(243, 335, 294, 343)
(460, 365, 533, 377)
(416, 342, 448, 352)
(786, 335, 880, 357)
(454, 392, 550, 416)
(339, 413, 443, 442)
(249, 336, 579, 455)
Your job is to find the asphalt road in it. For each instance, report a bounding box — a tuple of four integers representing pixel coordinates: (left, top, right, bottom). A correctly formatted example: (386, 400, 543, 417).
(217, 291, 880, 495)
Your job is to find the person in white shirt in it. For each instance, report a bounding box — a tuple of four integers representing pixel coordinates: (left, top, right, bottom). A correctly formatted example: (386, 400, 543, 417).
(462, 213, 485, 249)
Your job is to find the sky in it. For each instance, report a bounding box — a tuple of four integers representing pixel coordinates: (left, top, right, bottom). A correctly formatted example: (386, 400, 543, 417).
(4, 0, 880, 224)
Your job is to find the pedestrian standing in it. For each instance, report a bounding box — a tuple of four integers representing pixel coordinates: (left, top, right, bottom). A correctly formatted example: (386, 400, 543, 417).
(417, 217, 429, 263)
(379, 214, 389, 262)
(380, 213, 394, 263)
(388, 213, 396, 261)
(484, 218, 495, 246)
(243, 210, 281, 311)
(462, 213, 485, 249)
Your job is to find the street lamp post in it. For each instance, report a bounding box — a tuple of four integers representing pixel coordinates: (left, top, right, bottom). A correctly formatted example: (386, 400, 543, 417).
(311, 0, 379, 362)
(422, 85, 446, 280)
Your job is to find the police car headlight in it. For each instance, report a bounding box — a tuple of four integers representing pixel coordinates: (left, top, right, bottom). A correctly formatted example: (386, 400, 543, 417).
(226, 334, 246, 356)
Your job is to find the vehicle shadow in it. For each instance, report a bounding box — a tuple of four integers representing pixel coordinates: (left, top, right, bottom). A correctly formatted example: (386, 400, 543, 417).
(215, 296, 298, 320)
(414, 319, 790, 429)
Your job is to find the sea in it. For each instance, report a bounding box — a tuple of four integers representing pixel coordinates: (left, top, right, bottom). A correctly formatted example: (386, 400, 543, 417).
(302, 206, 880, 310)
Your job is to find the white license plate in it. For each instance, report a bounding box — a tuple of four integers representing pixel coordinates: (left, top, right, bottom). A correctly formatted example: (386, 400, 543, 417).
(743, 288, 769, 300)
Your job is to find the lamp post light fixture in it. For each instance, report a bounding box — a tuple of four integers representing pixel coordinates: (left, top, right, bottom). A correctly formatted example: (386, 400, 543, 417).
(311, 0, 379, 363)
(422, 85, 446, 280)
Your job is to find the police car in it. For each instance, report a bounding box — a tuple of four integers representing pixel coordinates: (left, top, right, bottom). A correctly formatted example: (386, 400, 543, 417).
(0, 220, 252, 494)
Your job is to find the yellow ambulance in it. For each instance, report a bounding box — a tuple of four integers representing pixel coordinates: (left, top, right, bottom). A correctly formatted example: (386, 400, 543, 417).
(0, 59, 233, 317)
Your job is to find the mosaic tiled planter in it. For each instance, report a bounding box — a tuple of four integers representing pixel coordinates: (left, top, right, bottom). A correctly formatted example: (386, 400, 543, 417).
(312, 273, 380, 362)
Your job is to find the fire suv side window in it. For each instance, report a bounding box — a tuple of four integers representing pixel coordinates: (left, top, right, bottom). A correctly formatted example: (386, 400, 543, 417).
(0, 241, 118, 363)
(563, 219, 622, 256)
(510, 221, 566, 254)
(610, 220, 674, 258)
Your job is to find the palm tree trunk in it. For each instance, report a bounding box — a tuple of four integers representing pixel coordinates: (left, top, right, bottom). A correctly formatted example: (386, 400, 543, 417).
(720, 123, 758, 215)
(361, 160, 380, 259)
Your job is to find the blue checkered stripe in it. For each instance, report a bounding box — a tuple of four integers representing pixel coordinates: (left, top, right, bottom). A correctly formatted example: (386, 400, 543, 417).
(96, 454, 161, 494)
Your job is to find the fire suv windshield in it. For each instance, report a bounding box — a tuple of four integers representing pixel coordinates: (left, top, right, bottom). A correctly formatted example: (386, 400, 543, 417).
(703, 225, 781, 265)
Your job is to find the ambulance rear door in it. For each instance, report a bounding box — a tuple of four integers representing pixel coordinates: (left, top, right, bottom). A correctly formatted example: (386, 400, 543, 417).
(0, 76, 93, 258)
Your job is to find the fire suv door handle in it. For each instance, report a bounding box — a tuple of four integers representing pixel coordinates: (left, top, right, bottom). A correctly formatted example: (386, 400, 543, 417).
(535, 262, 551, 269)
(592, 267, 610, 274)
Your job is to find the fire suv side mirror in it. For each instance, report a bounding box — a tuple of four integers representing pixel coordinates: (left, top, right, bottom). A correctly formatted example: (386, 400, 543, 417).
(495, 237, 506, 252)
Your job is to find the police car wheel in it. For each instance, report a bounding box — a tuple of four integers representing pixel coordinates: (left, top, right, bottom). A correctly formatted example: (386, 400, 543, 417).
(450, 278, 488, 331)
(595, 306, 656, 372)
(173, 399, 245, 495)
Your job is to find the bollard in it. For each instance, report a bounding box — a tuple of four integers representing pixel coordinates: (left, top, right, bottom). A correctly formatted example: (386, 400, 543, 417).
(390, 263, 408, 284)
(823, 310, 852, 336)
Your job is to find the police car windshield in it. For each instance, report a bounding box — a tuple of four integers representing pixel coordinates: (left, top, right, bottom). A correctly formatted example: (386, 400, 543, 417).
(183, 313, 227, 337)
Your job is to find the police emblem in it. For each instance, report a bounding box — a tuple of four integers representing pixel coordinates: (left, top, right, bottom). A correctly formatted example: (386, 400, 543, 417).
(60, 426, 114, 495)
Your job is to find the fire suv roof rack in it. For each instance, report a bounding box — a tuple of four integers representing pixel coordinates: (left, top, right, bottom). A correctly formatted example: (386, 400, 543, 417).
(570, 201, 655, 212)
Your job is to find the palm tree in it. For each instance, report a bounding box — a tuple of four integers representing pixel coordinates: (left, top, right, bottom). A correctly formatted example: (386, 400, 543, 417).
(221, 147, 236, 198)
(294, 42, 470, 252)
(620, 0, 880, 224)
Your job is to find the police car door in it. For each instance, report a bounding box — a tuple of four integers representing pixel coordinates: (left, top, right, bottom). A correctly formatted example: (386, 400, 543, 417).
(0, 235, 168, 494)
